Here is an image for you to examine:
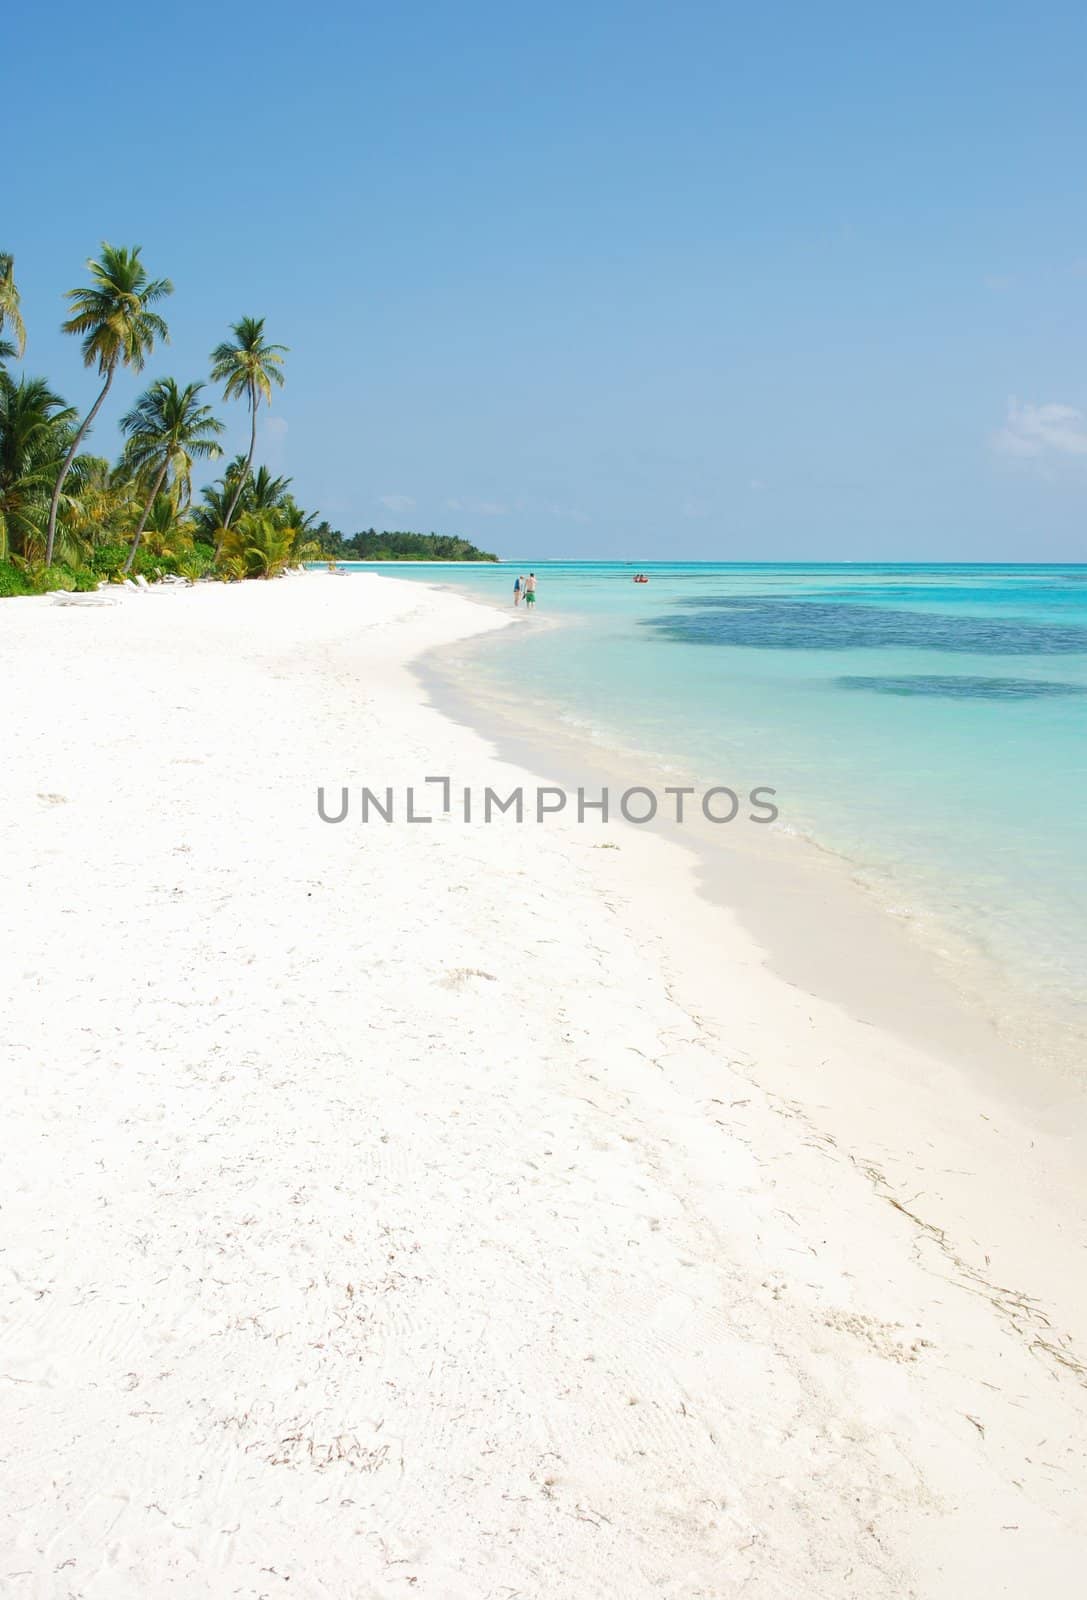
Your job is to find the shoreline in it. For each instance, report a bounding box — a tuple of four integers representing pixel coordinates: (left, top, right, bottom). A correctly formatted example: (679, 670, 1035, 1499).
(3, 570, 1085, 1595)
(411, 581, 1087, 1349)
(343, 560, 1087, 1089)
(412, 577, 1085, 1080)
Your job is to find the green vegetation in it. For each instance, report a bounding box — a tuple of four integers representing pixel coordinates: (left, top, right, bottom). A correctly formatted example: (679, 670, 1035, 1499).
(209, 316, 287, 555)
(1, 244, 500, 596)
(0, 252, 27, 360)
(318, 528, 499, 562)
(44, 243, 173, 566)
(119, 379, 224, 574)
(0, 243, 320, 596)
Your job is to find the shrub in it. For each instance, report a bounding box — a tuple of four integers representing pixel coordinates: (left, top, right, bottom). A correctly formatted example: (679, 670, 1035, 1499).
(176, 548, 215, 583)
(90, 543, 129, 579)
(0, 559, 104, 596)
(14, 561, 74, 594)
(130, 549, 180, 580)
(219, 510, 293, 579)
(0, 560, 32, 597)
(41, 565, 77, 592)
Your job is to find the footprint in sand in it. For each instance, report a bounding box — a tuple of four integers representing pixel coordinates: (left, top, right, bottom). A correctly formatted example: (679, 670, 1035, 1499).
(438, 968, 497, 990)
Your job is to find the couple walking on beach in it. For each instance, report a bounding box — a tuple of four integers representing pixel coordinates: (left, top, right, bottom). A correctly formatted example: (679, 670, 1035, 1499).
(513, 572, 537, 609)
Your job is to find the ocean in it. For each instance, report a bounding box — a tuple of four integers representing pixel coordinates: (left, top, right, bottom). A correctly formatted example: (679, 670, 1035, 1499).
(331, 561, 1087, 1064)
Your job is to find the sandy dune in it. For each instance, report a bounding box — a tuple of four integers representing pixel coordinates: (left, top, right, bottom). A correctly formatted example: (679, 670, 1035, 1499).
(2, 573, 1085, 1598)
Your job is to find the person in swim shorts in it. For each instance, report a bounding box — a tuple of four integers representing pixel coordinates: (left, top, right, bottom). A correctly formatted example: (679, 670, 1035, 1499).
(524, 572, 537, 608)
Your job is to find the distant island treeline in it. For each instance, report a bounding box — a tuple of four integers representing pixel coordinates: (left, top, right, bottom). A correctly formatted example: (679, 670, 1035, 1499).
(317, 528, 499, 562)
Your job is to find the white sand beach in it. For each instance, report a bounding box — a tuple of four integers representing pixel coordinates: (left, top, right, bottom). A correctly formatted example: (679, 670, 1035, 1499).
(2, 571, 1086, 1599)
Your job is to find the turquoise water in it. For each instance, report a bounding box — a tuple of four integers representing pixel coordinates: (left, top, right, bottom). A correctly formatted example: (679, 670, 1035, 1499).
(334, 562, 1087, 1049)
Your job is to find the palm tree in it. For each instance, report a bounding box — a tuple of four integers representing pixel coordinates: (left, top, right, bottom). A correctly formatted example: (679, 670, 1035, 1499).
(191, 474, 233, 549)
(0, 372, 76, 560)
(219, 508, 295, 579)
(0, 252, 26, 362)
(44, 243, 172, 566)
(280, 494, 320, 563)
(119, 379, 223, 575)
(246, 463, 292, 511)
(140, 490, 194, 556)
(209, 316, 287, 554)
(204, 455, 291, 520)
(61, 455, 135, 553)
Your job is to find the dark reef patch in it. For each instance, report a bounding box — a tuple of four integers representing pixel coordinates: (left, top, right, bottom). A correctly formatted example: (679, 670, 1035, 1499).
(836, 675, 1087, 701)
(643, 597, 1087, 654)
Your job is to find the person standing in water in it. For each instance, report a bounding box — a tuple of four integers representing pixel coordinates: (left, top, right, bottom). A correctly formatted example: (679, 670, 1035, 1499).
(513, 574, 523, 605)
(524, 572, 537, 609)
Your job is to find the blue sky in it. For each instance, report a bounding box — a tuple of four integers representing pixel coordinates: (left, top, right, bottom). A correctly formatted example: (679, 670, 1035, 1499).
(6, 0, 1087, 558)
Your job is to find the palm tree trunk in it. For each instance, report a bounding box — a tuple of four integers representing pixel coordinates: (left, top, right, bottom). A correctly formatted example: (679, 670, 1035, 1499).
(123, 459, 170, 576)
(44, 364, 115, 567)
(215, 386, 258, 560)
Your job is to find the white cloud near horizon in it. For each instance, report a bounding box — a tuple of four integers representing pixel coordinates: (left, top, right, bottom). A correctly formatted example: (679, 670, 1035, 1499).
(445, 497, 509, 516)
(542, 501, 591, 524)
(444, 497, 590, 523)
(379, 493, 416, 513)
(992, 399, 1087, 460)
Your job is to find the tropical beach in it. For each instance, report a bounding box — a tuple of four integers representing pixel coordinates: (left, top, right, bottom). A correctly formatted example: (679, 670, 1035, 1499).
(6, 1, 1087, 1594)
(3, 571, 1087, 1597)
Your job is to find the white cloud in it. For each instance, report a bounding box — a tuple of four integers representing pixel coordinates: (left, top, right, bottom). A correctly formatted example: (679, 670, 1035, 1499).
(379, 493, 416, 513)
(680, 497, 709, 519)
(258, 414, 288, 467)
(540, 501, 590, 524)
(992, 399, 1087, 459)
(444, 497, 508, 516)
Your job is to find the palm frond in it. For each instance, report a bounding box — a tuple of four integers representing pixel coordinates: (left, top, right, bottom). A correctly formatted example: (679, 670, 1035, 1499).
(62, 244, 173, 376)
(121, 377, 224, 495)
(0, 252, 27, 358)
(210, 314, 288, 403)
(0, 369, 79, 558)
